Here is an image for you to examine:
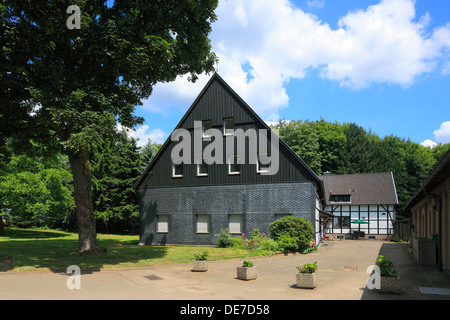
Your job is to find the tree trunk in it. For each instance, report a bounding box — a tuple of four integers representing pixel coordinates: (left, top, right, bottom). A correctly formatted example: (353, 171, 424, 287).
(0, 218, 5, 236)
(69, 147, 101, 253)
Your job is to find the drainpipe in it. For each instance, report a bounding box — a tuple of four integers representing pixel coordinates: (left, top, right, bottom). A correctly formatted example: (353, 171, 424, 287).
(424, 188, 443, 272)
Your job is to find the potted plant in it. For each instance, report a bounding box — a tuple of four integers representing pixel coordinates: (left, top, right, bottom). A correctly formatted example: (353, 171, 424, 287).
(237, 260, 257, 280)
(192, 250, 208, 272)
(296, 261, 317, 289)
(376, 255, 400, 293)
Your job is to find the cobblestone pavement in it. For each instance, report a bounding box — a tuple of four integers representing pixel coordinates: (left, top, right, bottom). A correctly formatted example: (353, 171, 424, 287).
(1, 240, 450, 300)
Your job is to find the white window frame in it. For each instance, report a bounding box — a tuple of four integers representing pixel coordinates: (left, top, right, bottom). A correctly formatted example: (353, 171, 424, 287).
(196, 214, 210, 234)
(227, 154, 241, 175)
(202, 120, 212, 139)
(157, 214, 169, 233)
(172, 162, 183, 178)
(256, 152, 270, 174)
(196, 157, 209, 177)
(228, 214, 243, 234)
(223, 117, 234, 136)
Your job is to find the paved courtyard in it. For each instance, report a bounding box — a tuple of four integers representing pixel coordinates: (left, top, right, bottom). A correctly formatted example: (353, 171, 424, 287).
(1, 240, 450, 300)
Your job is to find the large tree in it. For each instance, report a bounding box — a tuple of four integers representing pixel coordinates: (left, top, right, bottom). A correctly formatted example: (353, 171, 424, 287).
(1, 0, 218, 252)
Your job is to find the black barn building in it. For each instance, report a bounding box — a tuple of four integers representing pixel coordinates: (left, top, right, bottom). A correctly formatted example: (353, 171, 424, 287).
(134, 73, 324, 245)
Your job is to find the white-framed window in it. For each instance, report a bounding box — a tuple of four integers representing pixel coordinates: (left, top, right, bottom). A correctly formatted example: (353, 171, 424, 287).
(172, 163, 183, 178)
(197, 158, 209, 177)
(223, 117, 234, 136)
(202, 120, 212, 138)
(256, 152, 270, 174)
(157, 214, 169, 233)
(196, 214, 210, 234)
(229, 214, 243, 234)
(227, 154, 241, 175)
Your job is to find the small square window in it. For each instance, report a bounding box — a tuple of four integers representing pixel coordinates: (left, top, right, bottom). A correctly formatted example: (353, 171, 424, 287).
(196, 214, 210, 234)
(157, 215, 169, 233)
(228, 155, 241, 175)
(224, 118, 234, 135)
(229, 214, 242, 234)
(202, 120, 212, 138)
(172, 163, 183, 178)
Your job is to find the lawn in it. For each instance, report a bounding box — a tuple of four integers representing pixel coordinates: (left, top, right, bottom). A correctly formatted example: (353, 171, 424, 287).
(0, 228, 259, 272)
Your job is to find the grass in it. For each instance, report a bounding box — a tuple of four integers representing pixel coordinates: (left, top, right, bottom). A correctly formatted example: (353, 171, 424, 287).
(0, 228, 259, 272)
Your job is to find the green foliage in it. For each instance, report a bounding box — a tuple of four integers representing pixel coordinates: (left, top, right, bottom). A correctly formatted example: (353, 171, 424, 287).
(269, 216, 314, 252)
(194, 250, 209, 261)
(240, 228, 280, 254)
(91, 129, 142, 234)
(0, 141, 74, 228)
(273, 118, 449, 219)
(297, 262, 317, 274)
(242, 260, 254, 268)
(276, 233, 299, 253)
(272, 120, 322, 174)
(302, 239, 318, 254)
(140, 139, 162, 171)
(376, 255, 398, 278)
(1, 0, 219, 249)
(215, 228, 234, 248)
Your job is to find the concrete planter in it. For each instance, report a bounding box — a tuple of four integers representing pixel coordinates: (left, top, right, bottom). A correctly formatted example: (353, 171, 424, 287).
(237, 266, 257, 281)
(296, 273, 317, 289)
(192, 260, 208, 272)
(380, 276, 401, 293)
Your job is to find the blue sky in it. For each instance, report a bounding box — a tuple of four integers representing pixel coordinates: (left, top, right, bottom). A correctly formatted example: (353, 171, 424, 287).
(129, 0, 450, 149)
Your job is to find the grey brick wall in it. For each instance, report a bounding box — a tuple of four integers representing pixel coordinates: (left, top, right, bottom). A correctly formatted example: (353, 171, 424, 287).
(139, 182, 317, 245)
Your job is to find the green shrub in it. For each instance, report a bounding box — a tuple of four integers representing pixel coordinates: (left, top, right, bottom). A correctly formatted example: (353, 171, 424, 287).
(242, 260, 254, 268)
(231, 236, 245, 248)
(276, 233, 299, 253)
(260, 238, 279, 252)
(215, 228, 233, 248)
(297, 261, 317, 274)
(376, 255, 398, 277)
(194, 250, 209, 261)
(269, 216, 314, 252)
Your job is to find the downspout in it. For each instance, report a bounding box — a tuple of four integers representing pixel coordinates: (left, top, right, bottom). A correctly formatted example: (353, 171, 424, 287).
(424, 188, 443, 272)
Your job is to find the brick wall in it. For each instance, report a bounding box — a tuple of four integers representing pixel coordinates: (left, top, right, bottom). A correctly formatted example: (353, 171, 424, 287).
(139, 182, 317, 245)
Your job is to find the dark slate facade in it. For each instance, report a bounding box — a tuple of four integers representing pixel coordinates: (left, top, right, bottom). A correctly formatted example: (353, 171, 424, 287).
(134, 73, 324, 245)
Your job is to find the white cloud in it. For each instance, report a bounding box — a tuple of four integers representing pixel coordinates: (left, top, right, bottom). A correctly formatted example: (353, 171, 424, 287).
(421, 121, 450, 147)
(307, 0, 325, 9)
(433, 121, 450, 144)
(117, 124, 168, 147)
(420, 139, 438, 148)
(141, 0, 450, 122)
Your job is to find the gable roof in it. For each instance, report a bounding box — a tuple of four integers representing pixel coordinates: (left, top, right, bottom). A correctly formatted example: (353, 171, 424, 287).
(133, 72, 323, 190)
(320, 172, 398, 205)
(404, 148, 450, 210)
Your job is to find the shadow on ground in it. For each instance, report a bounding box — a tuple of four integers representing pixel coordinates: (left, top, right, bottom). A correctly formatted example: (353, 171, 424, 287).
(360, 242, 450, 300)
(0, 228, 168, 273)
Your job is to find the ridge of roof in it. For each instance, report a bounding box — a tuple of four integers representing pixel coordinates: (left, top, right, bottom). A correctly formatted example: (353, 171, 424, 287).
(133, 72, 323, 191)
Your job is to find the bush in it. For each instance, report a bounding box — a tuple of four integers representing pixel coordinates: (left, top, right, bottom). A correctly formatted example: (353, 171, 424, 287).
(297, 261, 317, 274)
(194, 250, 209, 261)
(376, 255, 398, 277)
(269, 216, 314, 253)
(242, 260, 254, 268)
(215, 228, 233, 248)
(276, 233, 299, 253)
